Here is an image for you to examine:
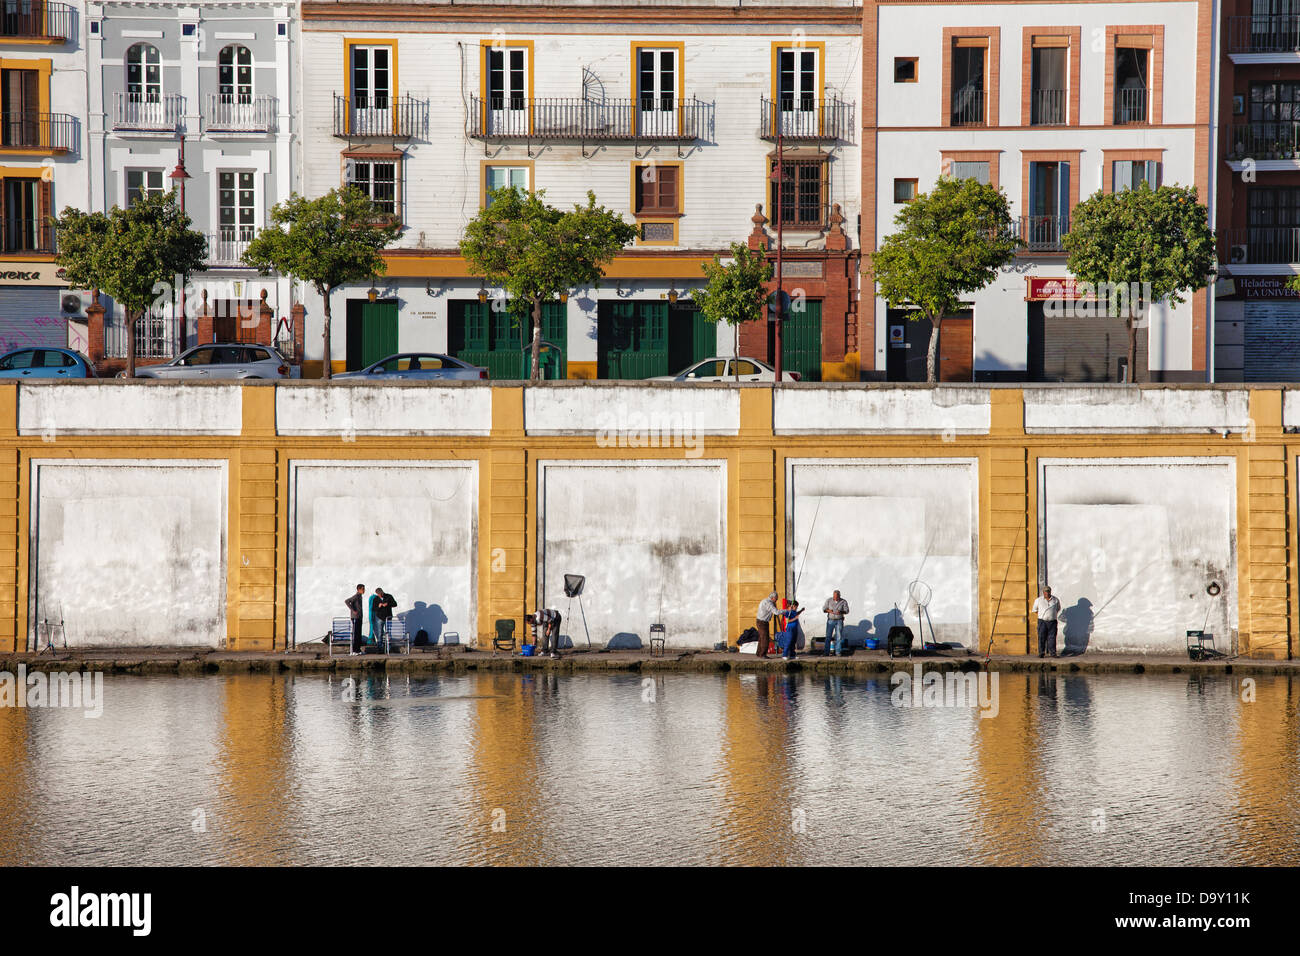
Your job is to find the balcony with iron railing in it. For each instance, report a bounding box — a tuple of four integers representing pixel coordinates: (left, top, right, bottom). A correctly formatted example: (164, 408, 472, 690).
(112, 93, 184, 132)
(1, 217, 55, 255)
(205, 229, 255, 267)
(332, 94, 429, 139)
(206, 95, 277, 133)
(1030, 89, 1065, 126)
(0, 110, 76, 152)
(951, 88, 985, 127)
(1227, 15, 1300, 55)
(759, 96, 855, 141)
(1224, 227, 1300, 265)
(467, 95, 708, 141)
(0, 1, 73, 41)
(1114, 86, 1148, 125)
(1019, 215, 1068, 253)
(1227, 122, 1300, 161)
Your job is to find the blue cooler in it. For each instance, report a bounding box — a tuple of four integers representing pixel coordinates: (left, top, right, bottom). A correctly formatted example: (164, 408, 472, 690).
(521, 644, 535, 657)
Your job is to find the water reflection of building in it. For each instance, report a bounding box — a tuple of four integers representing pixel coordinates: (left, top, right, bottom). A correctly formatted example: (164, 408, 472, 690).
(720, 673, 800, 865)
(0, 706, 32, 864)
(217, 673, 292, 864)
(972, 673, 1050, 865)
(468, 672, 544, 865)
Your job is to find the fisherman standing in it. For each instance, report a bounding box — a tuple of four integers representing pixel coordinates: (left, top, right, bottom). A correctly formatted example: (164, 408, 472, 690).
(756, 591, 779, 659)
(822, 590, 849, 657)
(1033, 586, 1061, 658)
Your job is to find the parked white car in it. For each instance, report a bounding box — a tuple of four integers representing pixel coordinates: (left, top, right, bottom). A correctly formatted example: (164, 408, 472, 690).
(130, 344, 290, 380)
(649, 356, 801, 382)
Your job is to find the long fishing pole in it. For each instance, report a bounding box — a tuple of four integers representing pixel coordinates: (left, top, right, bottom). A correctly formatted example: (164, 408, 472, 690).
(793, 495, 824, 600)
(987, 526, 1021, 662)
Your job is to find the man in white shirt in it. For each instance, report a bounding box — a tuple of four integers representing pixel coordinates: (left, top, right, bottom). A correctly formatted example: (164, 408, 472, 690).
(756, 591, 779, 659)
(1033, 586, 1061, 658)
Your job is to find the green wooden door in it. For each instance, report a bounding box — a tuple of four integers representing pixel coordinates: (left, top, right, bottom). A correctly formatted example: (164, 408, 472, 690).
(781, 299, 822, 381)
(361, 300, 399, 368)
(603, 302, 669, 379)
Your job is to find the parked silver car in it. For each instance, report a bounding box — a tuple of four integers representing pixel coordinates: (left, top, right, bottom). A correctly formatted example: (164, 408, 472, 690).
(334, 352, 489, 381)
(130, 344, 291, 380)
(649, 356, 801, 382)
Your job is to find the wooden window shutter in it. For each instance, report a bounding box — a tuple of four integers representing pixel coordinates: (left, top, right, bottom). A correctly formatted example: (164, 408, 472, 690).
(39, 179, 51, 248)
(658, 166, 677, 212)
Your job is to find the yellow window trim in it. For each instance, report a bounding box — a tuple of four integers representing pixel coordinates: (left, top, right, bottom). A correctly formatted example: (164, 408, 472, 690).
(480, 158, 534, 209)
(768, 41, 826, 137)
(479, 39, 536, 136)
(0, 57, 52, 117)
(628, 158, 683, 217)
(634, 218, 679, 247)
(629, 40, 686, 137)
(342, 38, 399, 136)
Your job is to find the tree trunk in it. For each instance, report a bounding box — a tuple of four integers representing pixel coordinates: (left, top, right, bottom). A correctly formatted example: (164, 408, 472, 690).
(926, 313, 942, 384)
(321, 289, 333, 380)
(733, 322, 739, 382)
(530, 296, 543, 382)
(1126, 316, 1137, 384)
(126, 309, 137, 378)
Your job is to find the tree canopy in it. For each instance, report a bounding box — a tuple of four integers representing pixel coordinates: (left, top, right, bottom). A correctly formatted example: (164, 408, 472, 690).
(243, 187, 401, 378)
(693, 242, 774, 379)
(54, 190, 207, 376)
(869, 176, 1020, 382)
(460, 187, 636, 380)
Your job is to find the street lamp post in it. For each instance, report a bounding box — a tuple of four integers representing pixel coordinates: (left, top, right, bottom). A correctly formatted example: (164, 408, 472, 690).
(169, 141, 192, 351)
(770, 117, 785, 383)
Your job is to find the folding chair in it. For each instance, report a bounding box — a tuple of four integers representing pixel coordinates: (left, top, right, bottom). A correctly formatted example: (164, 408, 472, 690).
(385, 618, 410, 655)
(329, 618, 353, 657)
(493, 619, 517, 654)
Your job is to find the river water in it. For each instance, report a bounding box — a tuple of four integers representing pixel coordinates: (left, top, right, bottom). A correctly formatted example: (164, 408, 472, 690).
(0, 670, 1296, 866)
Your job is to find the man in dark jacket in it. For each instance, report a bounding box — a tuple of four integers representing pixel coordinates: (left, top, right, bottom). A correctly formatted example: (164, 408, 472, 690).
(374, 588, 397, 647)
(345, 584, 365, 655)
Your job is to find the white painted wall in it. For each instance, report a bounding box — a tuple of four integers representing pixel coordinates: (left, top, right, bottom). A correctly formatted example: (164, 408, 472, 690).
(774, 386, 991, 433)
(537, 460, 726, 649)
(1038, 458, 1237, 653)
(786, 459, 979, 648)
(18, 382, 244, 435)
(275, 382, 492, 435)
(1024, 387, 1250, 433)
(30, 460, 228, 647)
(525, 383, 739, 436)
(288, 461, 478, 645)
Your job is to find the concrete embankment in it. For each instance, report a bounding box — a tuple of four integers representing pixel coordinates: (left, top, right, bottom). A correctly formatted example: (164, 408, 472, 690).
(3, 648, 1296, 677)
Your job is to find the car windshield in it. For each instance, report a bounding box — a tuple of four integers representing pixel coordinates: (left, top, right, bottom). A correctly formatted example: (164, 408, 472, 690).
(685, 360, 726, 378)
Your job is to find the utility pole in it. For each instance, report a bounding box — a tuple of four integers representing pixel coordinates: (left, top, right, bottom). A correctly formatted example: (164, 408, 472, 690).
(772, 111, 784, 383)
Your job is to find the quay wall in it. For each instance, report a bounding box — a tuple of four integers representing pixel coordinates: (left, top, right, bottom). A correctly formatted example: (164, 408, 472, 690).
(0, 382, 1293, 658)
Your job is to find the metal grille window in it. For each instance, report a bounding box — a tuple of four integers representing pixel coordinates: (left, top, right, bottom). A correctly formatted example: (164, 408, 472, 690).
(1249, 81, 1300, 123)
(634, 164, 679, 214)
(218, 171, 255, 240)
(126, 168, 163, 206)
(346, 158, 398, 217)
(948, 160, 990, 184)
(218, 45, 253, 105)
(116, 308, 177, 359)
(771, 159, 826, 228)
(126, 43, 161, 102)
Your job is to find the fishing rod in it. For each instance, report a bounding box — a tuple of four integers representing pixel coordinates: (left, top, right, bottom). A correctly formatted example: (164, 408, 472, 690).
(986, 526, 1021, 663)
(793, 494, 823, 600)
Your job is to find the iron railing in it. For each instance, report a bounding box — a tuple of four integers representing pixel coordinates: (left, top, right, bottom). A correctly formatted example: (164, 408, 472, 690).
(467, 95, 707, 141)
(332, 94, 428, 138)
(206, 94, 277, 132)
(0, 111, 76, 151)
(112, 93, 184, 131)
(759, 96, 855, 141)
(1224, 227, 1300, 265)
(1019, 215, 1068, 253)
(1, 217, 55, 254)
(1227, 15, 1300, 54)
(106, 313, 179, 360)
(1227, 122, 1300, 160)
(205, 229, 255, 267)
(0, 0, 73, 40)
(951, 88, 985, 126)
(1114, 87, 1148, 124)
(1030, 89, 1065, 125)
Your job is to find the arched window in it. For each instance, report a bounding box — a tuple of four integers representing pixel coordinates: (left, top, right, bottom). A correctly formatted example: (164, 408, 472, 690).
(218, 45, 253, 105)
(126, 43, 161, 103)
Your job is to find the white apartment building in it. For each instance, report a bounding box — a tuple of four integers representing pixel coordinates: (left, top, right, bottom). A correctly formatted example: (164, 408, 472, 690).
(0, 0, 91, 354)
(867, 0, 1214, 382)
(297, 0, 862, 380)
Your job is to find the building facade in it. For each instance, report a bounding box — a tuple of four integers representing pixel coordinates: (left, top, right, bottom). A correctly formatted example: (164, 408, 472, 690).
(297, 0, 862, 381)
(1214, 0, 1300, 382)
(0, 0, 88, 355)
(84, 0, 298, 373)
(865, 0, 1215, 383)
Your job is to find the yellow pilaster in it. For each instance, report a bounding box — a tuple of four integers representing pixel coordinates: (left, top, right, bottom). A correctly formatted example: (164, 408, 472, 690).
(0, 384, 16, 652)
(483, 386, 527, 648)
(731, 387, 776, 641)
(1240, 389, 1291, 659)
(983, 389, 1030, 655)
(233, 387, 278, 650)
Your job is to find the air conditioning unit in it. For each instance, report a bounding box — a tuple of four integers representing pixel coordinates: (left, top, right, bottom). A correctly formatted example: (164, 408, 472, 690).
(1231, 244, 1249, 265)
(59, 291, 89, 316)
